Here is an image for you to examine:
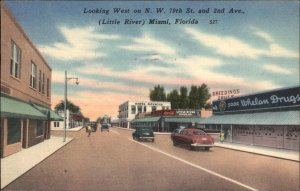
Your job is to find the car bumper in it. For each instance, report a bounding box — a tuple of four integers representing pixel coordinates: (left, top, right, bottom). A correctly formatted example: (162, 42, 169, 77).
(190, 143, 214, 147)
(139, 136, 154, 140)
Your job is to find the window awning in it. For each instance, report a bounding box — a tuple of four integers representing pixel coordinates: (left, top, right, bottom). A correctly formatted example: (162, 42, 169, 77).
(132, 117, 161, 123)
(199, 111, 300, 125)
(0, 95, 47, 120)
(30, 102, 63, 121)
(164, 117, 203, 123)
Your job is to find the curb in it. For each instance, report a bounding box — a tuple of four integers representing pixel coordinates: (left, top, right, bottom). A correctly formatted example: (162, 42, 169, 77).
(214, 144, 299, 162)
(1, 137, 75, 189)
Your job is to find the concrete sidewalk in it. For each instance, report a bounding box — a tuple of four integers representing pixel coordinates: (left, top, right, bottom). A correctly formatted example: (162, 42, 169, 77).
(1, 136, 73, 189)
(215, 142, 299, 162)
(51, 126, 84, 131)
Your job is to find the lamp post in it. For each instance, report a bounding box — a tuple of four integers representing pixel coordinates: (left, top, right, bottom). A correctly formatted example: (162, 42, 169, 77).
(64, 70, 79, 142)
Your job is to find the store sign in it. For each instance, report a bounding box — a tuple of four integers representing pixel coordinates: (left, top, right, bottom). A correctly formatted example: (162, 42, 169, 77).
(175, 110, 199, 116)
(152, 109, 175, 116)
(212, 87, 300, 114)
(212, 89, 240, 100)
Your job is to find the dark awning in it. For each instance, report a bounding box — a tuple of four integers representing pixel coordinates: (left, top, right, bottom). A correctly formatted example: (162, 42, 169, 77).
(0, 95, 47, 120)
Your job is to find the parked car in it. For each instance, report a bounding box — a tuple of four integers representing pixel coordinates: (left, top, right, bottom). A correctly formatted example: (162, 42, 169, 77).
(101, 123, 109, 132)
(132, 127, 155, 142)
(171, 128, 214, 150)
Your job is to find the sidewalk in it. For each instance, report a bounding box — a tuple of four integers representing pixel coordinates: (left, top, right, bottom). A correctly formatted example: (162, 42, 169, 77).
(215, 142, 299, 162)
(51, 126, 84, 131)
(1, 136, 73, 189)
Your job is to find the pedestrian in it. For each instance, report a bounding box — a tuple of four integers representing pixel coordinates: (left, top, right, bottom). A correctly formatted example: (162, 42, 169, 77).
(220, 131, 225, 143)
(87, 126, 92, 137)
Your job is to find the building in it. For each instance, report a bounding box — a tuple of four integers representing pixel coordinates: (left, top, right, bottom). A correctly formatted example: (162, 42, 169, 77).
(131, 109, 212, 132)
(0, 2, 61, 158)
(51, 109, 84, 129)
(201, 86, 300, 150)
(118, 101, 171, 128)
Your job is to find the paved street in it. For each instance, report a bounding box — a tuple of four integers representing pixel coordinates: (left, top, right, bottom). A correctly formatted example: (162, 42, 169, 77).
(3, 128, 299, 191)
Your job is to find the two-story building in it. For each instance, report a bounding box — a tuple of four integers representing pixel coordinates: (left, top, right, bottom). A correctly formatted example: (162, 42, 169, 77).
(118, 101, 171, 128)
(0, 2, 61, 158)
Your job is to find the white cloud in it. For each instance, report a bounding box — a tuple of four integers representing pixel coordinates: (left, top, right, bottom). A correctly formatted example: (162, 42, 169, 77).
(262, 64, 293, 75)
(120, 34, 176, 55)
(185, 27, 298, 59)
(254, 31, 274, 43)
(39, 26, 119, 61)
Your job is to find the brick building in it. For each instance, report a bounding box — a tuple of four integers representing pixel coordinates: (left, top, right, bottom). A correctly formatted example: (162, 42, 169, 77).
(0, 2, 61, 158)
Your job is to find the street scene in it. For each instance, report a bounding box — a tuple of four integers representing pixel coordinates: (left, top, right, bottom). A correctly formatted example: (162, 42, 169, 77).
(1, 0, 300, 191)
(2, 127, 300, 191)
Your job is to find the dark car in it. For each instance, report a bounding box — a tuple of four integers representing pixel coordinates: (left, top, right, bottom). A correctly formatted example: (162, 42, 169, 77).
(101, 123, 109, 132)
(132, 127, 154, 142)
(171, 128, 214, 150)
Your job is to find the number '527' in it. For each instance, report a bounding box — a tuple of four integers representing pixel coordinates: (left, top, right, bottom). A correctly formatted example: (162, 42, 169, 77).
(209, 20, 218, 24)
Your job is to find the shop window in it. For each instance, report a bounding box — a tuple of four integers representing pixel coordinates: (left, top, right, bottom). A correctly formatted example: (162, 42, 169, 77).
(7, 118, 21, 145)
(36, 120, 44, 136)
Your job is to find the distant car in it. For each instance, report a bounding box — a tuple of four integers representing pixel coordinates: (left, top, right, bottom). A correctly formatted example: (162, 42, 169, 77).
(101, 123, 109, 132)
(171, 128, 214, 150)
(132, 127, 155, 142)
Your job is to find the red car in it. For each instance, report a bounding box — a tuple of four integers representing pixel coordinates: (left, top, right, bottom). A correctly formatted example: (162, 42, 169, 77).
(171, 128, 214, 150)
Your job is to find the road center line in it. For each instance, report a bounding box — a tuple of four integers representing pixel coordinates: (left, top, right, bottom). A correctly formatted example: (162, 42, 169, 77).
(128, 138, 259, 191)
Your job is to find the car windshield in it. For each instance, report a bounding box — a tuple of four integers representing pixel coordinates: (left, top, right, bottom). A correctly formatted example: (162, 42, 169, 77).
(139, 129, 152, 133)
(193, 130, 205, 135)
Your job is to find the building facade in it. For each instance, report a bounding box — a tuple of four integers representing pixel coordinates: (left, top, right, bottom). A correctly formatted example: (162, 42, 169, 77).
(118, 101, 171, 128)
(0, 2, 60, 158)
(202, 86, 300, 150)
(51, 110, 84, 129)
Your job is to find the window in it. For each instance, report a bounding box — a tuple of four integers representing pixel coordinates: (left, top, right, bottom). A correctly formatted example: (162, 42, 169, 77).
(42, 73, 45, 94)
(138, 106, 143, 113)
(152, 106, 157, 111)
(10, 41, 21, 78)
(38, 70, 42, 92)
(36, 120, 44, 136)
(7, 118, 21, 145)
(30, 62, 37, 88)
(131, 105, 136, 114)
(46, 78, 50, 97)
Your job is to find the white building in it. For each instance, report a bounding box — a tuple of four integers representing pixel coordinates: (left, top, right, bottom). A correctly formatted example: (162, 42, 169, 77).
(51, 109, 83, 129)
(118, 101, 171, 128)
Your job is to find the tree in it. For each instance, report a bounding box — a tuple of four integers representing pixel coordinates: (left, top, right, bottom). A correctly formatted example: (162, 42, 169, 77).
(167, 89, 180, 109)
(179, 86, 189, 109)
(198, 83, 211, 109)
(54, 100, 80, 113)
(188, 85, 199, 109)
(149, 85, 167, 101)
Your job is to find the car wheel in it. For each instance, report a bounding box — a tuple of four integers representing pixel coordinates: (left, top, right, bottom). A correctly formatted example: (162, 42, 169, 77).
(205, 147, 210, 151)
(152, 139, 155, 143)
(173, 141, 177, 146)
(189, 145, 194, 150)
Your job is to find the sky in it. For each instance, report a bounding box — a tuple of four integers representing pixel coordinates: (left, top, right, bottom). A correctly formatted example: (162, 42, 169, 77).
(5, 1, 299, 120)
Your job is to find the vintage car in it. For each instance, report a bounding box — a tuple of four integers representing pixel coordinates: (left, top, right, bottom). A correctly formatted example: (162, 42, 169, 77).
(101, 123, 109, 132)
(132, 127, 155, 142)
(171, 128, 214, 150)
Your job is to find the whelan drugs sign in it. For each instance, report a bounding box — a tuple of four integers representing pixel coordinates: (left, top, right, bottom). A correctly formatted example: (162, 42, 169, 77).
(212, 86, 300, 114)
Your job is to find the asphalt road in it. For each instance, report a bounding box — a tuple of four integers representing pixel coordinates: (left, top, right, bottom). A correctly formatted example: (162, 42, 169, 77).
(4, 127, 299, 191)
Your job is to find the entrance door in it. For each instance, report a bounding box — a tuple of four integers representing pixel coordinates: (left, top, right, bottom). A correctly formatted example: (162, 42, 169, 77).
(222, 125, 232, 142)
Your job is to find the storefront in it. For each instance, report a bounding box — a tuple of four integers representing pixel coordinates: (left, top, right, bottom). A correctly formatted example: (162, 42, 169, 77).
(202, 86, 300, 150)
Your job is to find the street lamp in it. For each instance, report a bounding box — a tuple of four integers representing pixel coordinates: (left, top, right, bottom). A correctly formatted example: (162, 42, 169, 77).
(64, 70, 79, 142)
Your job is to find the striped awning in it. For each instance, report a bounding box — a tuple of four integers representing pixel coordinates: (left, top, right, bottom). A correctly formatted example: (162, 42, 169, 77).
(199, 110, 300, 125)
(30, 102, 63, 121)
(163, 117, 203, 123)
(0, 95, 47, 120)
(131, 117, 161, 123)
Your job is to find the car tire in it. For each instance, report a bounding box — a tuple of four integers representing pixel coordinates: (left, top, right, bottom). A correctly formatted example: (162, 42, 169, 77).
(173, 141, 177, 146)
(152, 139, 155, 143)
(205, 147, 210, 151)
